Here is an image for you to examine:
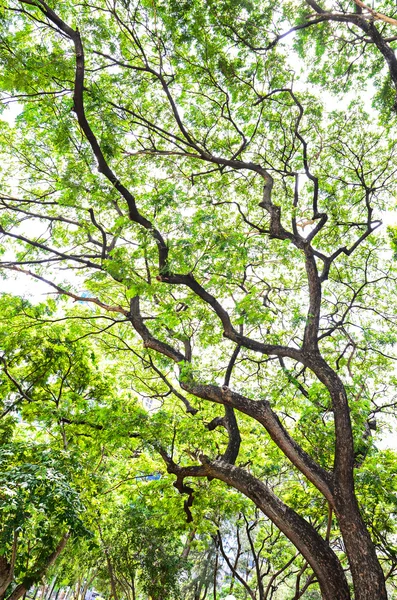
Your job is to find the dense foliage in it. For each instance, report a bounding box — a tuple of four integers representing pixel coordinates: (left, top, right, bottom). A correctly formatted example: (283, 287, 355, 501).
(1, 1, 397, 599)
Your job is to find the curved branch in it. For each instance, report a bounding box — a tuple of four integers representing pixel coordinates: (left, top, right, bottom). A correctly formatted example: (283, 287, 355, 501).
(19, 0, 169, 271)
(179, 380, 333, 502)
(161, 451, 349, 600)
(305, 0, 397, 108)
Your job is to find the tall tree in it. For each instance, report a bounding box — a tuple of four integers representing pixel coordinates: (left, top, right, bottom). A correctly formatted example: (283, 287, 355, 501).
(1, 1, 397, 598)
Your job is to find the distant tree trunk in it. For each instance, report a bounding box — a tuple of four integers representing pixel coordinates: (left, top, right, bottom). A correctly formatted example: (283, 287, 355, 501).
(5, 534, 70, 600)
(216, 530, 255, 600)
(64, 587, 72, 600)
(213, 546, 218, 600)
(130, 575, 136, 600)
(29, 587, 39, 600)
(97, 525, 118, 600)
(45, 577, 57, 600)
(0, 531, 19, 600)
(80, 570, 96, 600)
(181, 529, 195, 561)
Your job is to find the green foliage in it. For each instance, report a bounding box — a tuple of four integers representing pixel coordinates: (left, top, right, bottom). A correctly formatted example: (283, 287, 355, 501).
(1, 0, 397, 598)
(0, 441, 88, 587)
(104, 502, 186, 600)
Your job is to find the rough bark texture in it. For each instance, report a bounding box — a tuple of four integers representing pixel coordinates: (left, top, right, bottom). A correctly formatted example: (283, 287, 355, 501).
(308, 355, 388, 600)
(202, 460, 350, 600)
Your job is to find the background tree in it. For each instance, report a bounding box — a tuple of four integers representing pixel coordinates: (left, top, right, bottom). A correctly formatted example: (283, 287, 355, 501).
(0, 438, 86, 600)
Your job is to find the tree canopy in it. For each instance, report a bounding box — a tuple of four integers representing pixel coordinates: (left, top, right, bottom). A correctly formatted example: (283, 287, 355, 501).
(1, 1, 397, 599)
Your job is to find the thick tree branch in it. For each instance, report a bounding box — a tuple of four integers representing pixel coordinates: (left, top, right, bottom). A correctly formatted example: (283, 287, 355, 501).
(179, 380, 334, 501)
(161, 451, 349, 600)
(222, 344, 242, 465)
(353, 0, 397, 26)
(18, 0, 169, 271)
(129, 296, 185, 362)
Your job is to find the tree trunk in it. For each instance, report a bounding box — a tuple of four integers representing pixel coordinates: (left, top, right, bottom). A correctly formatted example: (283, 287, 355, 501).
(181, 529, 195, 561)
(335, 495, 387, 600)
(97, 526, 118, 600)
(45, 577, 57, 600)
(0, 532, 19, 599)
(64, 587, 72, 600)
(130, 575, 136, 600)
(5, 534, 70, 600)
(6, 584, 27, 600)
(0, 558, 12, 600)
(204, 460, 350, 600)
(216, 530, 256, 600)
(213, 546, 218, 600)
(311, 356, 388, 600)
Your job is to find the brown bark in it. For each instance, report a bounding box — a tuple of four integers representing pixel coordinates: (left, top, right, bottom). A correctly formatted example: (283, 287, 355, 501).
(307, 355, 388, 600)
(0, 531, 18, 599)
(304, 1, 397, 107)
(181, 529, 196, 561)
(163, 453, 350, 600)
(204, 460, 350, 600)
(4, 534, 69, 600)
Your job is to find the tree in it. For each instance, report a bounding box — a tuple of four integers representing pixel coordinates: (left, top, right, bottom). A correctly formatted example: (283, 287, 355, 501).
(1, 1, 397, 598)
(97, 502, 186, 600)
(0, 439, 86, 600)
